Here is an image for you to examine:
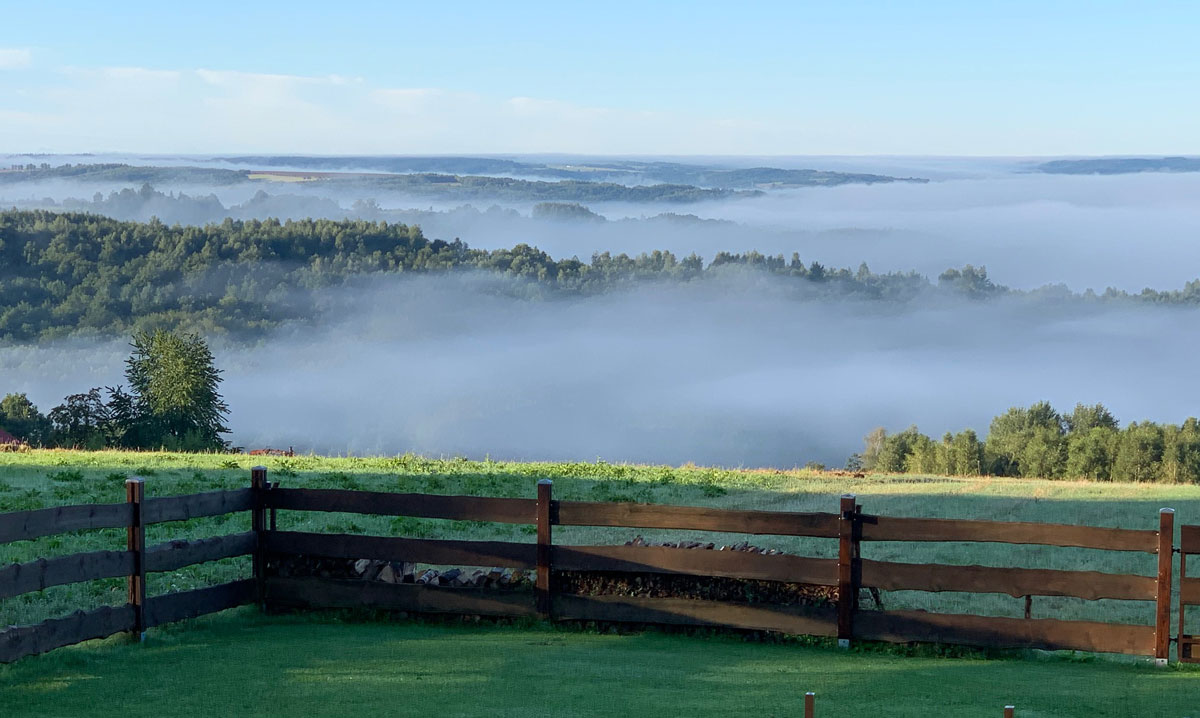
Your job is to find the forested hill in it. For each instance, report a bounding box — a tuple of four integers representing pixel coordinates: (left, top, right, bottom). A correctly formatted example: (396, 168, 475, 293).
(0, 164, 745, 203)
(2, 209, 1200, 342)
(0, 159, 925, 191)
(1036, 157, 1200, 174)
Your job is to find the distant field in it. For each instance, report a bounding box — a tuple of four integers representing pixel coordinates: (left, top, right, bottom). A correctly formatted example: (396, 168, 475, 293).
(3, 450, 1198, 635)
(247, 172, 316, 182)
(247, 170, 395, 182)
(1, 611, 1195, 718)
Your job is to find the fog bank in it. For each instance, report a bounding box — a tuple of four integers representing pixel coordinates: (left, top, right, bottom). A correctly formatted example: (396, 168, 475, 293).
(9, 164, 1200, 294)
(3, 275, 1197, 467)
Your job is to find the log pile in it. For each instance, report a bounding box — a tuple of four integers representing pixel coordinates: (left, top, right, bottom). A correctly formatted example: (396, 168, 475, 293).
(555, 536, 837, 606)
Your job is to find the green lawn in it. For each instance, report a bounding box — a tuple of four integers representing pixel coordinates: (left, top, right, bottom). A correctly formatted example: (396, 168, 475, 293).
(3, 450, 1200, 714)
(0, 610, 1196, 718)
(4, 450, 1200, 631)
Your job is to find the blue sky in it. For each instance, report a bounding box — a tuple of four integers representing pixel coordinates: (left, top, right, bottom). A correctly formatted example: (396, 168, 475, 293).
(2, 1, 1198, 155)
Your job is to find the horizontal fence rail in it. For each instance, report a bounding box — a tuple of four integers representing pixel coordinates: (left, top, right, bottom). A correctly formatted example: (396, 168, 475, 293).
(0, 605, 136, 664)
(552, 594, 839, 637)
(0, 503, 133, 545)
(267, 576, 538, 618)
(0, 550, 134, 600)
(858, 515, 1160, 552)
(143, 488, 255, 525)
(858, 559, 1156, 601)
(854, 610, 1156, 655)
(263, 488, 536, 524)
(555, 500, 841, 537)
(0, 469, 1189, 666)
(262, 531, 537, 569)
(553, 545, 838, 585)
(145, 532, 258, 573)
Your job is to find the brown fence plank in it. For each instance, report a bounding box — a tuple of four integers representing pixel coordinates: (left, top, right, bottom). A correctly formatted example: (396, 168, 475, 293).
(855, 609, 1155, 655)
(860, 515, 1158, 552)
(143, 488, 255, 525)
(0, 550, 135, 600)
(1181, 577, 1200, 605)
(553, 545, 838, 586)
(859, 559, 1156, 601)
(266, 576, 537, 617)
(264, 488, 536, 524)
(144, 579, 256, 628)
(555, 501, 840, 537)
(0, 503, 132, 545)
(1182, 525, 1200, 554)
(262, 531, 537, 569)
(553, 594, 838, 637)
(0, 605, 135, 663)
(145, 532, 258, 573)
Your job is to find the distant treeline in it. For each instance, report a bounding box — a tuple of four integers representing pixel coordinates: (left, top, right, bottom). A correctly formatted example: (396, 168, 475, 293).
(0, 163, 748, 203)
(1037, 157, 1200, 175)
(858, 402, 1200, 483)
(3, 209, 1200, 341)
(4, 159, 923, 190)
(6, 183, 744, 228)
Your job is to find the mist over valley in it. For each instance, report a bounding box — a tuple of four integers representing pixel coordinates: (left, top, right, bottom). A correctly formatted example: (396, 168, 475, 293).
(3, 155, 1200, 466)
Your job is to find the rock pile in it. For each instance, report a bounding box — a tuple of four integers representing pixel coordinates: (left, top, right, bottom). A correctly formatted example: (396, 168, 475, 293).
(270, 535, 837, 607)
(269, 554, 535, 588)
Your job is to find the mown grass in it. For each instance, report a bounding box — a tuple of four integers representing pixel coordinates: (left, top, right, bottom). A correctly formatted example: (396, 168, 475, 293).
(2, 449, 1200, 638)
(0, 610, 1197, 718)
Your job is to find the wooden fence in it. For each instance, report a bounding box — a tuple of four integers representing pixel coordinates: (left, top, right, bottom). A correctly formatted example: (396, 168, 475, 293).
(0, 474, 263, 663)
(2, 468, 1198, 666)
(1180, 525, 1200, 662)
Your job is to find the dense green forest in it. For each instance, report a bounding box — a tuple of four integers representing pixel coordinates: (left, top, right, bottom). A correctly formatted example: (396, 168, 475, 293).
(3, 209, 1200, 341)
(859, 402, 1200, 483)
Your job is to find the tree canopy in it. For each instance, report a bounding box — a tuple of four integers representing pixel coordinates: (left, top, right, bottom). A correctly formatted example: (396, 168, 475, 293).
(0, 331, 229, 451)
(861, 402, 1200, 483)
(4, 210, 1200, 343)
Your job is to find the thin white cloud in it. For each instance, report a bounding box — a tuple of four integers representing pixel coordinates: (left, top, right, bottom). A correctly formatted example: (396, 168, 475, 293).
(0, 63, 888, 154)
(195, 68, 355, 88)
(0, 48, 31, 69)
(6, 64, 764, 154)
(99, 66, 181, 82)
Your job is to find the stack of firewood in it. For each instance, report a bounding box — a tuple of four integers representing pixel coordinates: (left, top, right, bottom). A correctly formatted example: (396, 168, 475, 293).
(556, 536, 836, 605)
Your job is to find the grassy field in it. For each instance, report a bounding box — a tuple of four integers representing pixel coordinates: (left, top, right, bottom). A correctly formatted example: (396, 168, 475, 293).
(1, 610, 1197, 718)
(2, 449, 1200, 643)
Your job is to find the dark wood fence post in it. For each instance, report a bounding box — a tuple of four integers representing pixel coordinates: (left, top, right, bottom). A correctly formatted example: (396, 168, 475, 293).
(125, 477, 146, 641)
(837, 494, 858, 648)
(804, 691, 815, 718)
(252, 466, 268, 611)
(1004, 706, 1014, 718)
(536, 479, 553, 620)
(1155, 507, 1175, 666)
(1181, 537, 1191, 664)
